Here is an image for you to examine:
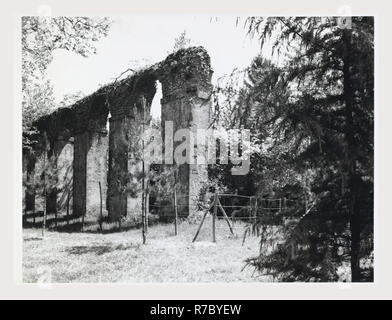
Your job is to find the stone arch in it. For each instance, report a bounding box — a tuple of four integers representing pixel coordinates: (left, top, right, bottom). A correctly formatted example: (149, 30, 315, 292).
(24, 107, 77, 217)
(106, 69, 158, 220)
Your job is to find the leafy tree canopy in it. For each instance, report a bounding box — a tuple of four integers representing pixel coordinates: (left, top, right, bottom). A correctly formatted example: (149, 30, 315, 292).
(22, 16, 112, 151)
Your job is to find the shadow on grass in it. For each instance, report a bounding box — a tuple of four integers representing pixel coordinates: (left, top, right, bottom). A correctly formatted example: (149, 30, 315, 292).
(22, 213, 152, 234)
(23, 213, 83, 232)
(23, 237, 43, 242)
(65, 243, 140, 256)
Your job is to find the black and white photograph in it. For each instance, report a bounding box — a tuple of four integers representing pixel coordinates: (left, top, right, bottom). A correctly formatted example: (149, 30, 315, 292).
(19, 12, 375, 284)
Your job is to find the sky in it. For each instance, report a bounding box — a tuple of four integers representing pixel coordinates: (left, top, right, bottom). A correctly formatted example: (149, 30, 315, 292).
(46, 15, 266, 119)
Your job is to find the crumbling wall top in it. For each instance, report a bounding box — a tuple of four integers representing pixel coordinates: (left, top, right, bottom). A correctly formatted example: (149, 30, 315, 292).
(29, 46, 213, 143)
(158, 46, 213, 103)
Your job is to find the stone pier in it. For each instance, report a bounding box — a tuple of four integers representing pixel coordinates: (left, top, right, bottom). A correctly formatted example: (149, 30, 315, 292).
(159, 47, 213, 215)
(73, 96, 109, 221)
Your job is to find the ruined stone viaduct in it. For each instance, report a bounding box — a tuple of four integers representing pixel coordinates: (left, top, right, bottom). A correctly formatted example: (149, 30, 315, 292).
(23, 46, 213, 223)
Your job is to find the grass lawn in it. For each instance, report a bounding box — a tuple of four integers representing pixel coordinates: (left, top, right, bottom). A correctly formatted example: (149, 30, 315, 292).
(23, 217, 271, 283)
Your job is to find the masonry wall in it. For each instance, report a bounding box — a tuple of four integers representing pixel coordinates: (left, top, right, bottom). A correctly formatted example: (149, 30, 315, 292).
(108, 115, 145, 221)
(107, 116, 128, 221)
(188, 95, 211, 212)
(126, 119, 143, 218)
(160, 97, 192, 216)
(33, 151, 46, 213)
(23, 153, 36, 213)
(55, 139, 74, 214)
(73, 96, 109, 221)
(73, 131, 109, 221)
(73, 132, 88, 217)
(86, 131, 108, 221)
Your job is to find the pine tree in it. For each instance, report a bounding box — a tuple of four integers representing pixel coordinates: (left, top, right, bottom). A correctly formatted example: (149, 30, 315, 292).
(239, 17, 373, 281)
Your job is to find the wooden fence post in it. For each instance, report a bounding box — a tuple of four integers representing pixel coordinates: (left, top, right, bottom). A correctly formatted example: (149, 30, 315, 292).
(212, 192, 217, 243)
(145, 186, 149, 233)
(66, 190, 70, 227)
(304, 195, 308, 215)
(141, 96, 146, 244)
(42, 203, 47, 238)
(254, 197, 258, 225)
(99, 182, 103, 232)
(217, 197, 234, 235)
(174, 185, 178, 236)
(141, 169, 145, 243)
(249, 197, 252, 220)
(55, 207, 58, 230)
(192, 199, 214, 243)
(42, 145, 47, 238)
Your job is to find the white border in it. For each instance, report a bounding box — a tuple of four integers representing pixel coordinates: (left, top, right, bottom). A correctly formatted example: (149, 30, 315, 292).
(1, 0, 391, 299)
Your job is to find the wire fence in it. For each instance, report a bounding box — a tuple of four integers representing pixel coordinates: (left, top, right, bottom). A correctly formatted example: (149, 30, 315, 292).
(23, 184, 306, 244)
(146, 190, 307, 243)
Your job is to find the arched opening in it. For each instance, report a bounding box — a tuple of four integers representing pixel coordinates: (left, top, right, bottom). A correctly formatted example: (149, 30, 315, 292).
(150, 80, 162, 122)
(146, 80, 163, 219)
(106, 110, 111, 132)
